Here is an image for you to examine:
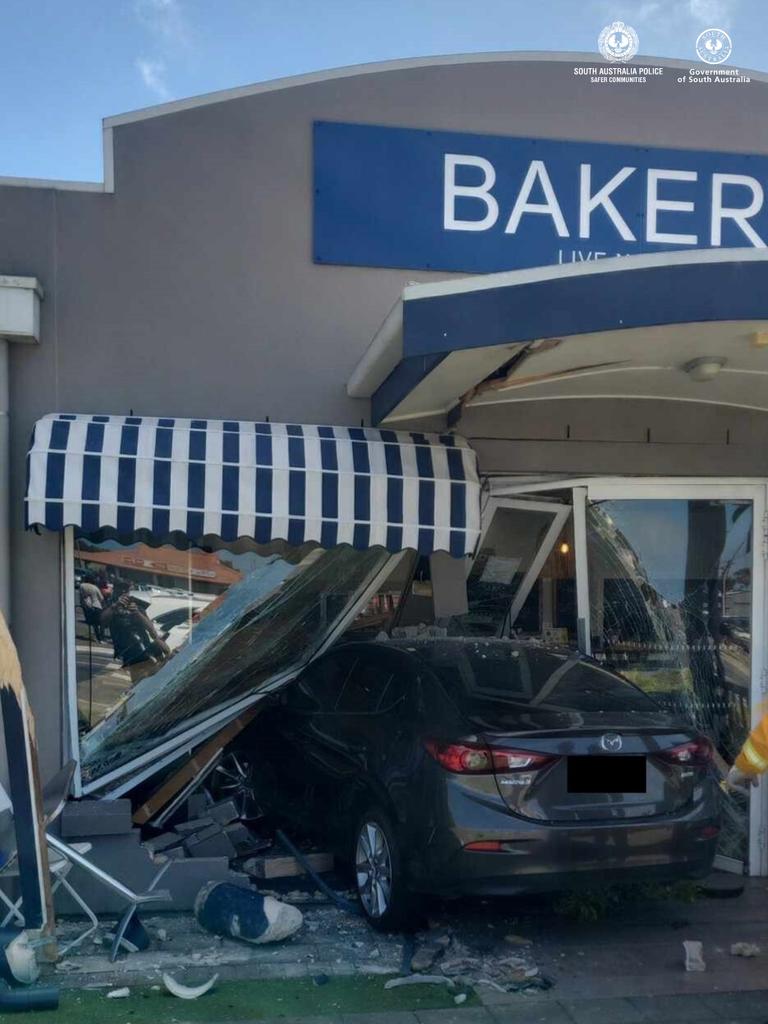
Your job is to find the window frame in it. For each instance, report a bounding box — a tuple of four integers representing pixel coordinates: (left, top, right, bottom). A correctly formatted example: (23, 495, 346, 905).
(472, 495, 572, 635)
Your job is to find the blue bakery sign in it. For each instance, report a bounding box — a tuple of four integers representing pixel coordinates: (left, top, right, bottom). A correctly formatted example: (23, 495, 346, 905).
(313, 121, 768, 274)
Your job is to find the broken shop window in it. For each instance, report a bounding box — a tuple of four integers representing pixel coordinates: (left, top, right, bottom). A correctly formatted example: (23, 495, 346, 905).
(445, 500, 576, 644)
(343, 550, 418, 640)
(73, 535, 391, 787)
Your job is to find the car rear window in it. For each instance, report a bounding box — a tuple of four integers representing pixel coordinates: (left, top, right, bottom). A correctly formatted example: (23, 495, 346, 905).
(417, 642, 657, 713)
(336, 662, 394, 714)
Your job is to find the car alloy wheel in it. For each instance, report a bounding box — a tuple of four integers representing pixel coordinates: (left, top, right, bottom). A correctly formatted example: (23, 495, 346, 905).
(356, 821, 393, 919)
(205, 750, 262, 821)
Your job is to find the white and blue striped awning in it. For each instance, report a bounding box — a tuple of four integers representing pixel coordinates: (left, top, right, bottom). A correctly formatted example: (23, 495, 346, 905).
(25, 414, 481, 557)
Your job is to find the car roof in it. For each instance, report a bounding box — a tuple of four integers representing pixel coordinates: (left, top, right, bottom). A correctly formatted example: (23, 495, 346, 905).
(333, 636, 575, 663)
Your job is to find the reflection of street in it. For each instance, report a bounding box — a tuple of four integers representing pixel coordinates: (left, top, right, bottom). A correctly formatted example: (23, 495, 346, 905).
(76, 637, 132, 728)
(721, 644, 750, 692)
(75, 606, 132, 729)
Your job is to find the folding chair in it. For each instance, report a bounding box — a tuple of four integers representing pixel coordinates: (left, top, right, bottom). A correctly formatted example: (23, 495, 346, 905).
(0, 762, 98, 953)
(0, 761, 171, 960)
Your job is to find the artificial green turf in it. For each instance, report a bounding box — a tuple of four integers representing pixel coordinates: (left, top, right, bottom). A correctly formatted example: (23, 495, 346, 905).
(0, 975, 478, 1023)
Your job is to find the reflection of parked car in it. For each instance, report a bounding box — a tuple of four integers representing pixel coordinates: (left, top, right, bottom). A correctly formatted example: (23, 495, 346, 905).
(152, 607, 203, 651)
(120, 591, 212, 651)
(131, 591, 210, 611)
(241, 639, 721, 929)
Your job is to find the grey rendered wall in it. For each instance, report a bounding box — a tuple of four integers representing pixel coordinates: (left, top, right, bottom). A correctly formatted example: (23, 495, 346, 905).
(2, 186, 63, 780)
(5, 55, 768, 774)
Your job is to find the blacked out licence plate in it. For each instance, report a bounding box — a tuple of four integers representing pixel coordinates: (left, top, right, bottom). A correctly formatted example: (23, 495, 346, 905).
(567, 755, 647, 794)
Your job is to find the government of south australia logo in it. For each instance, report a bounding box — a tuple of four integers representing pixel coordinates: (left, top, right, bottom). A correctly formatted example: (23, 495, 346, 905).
(695, 28, 732, 63)
(598, 21, 639, 62)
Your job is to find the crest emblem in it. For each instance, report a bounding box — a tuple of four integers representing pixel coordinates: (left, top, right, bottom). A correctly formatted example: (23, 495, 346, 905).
(695, 28, 732, 64)
(600, 733, 623, 753)
(598, 21, 639, 62)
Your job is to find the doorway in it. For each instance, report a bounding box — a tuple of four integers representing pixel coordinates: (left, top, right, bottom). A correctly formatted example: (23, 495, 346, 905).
(488, 479, 768, 876)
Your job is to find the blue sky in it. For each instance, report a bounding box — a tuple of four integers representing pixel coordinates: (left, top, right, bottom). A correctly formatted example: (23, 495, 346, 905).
(2, 0, 765, 182)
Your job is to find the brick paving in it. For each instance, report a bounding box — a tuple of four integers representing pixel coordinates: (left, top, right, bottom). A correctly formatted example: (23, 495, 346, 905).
(249, 993, 768, 1024)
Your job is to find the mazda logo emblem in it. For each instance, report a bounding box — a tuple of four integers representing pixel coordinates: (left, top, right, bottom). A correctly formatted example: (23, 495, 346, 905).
(600, 733, 623, 753)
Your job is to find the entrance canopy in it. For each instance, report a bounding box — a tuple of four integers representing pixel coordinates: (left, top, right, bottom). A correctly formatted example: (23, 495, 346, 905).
(349, 249, 768, 426)
(25, 414, 480, 557)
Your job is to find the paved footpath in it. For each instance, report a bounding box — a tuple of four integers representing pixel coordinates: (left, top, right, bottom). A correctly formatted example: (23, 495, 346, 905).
(245, 994, 768, 1024)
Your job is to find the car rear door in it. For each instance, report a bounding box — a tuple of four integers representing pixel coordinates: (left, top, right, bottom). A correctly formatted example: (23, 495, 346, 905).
(274, 650, 358, 805)
(333, 653, 396, 776)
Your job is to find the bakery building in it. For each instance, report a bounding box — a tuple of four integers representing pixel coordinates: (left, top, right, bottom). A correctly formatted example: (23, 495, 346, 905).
(1, 51, 767, 884)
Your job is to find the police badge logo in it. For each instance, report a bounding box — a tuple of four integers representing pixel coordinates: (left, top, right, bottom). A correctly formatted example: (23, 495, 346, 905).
(598, 21, 639, 62)
(695, 28, 733, 64)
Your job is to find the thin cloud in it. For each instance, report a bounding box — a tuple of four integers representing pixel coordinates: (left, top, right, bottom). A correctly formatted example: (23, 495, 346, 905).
(134, 0, 191, 48)
(135, 57, 171, 100)
(634, 2, 663, 24)
(592, 0, 739, 37)
(688, 0, 738, 27)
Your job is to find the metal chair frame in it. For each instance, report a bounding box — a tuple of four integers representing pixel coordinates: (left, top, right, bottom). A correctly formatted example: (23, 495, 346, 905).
(0, 761, 171, 960)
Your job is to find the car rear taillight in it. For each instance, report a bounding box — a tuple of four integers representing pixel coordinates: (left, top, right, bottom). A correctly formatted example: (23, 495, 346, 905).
(657, 738, 713, 767)
(492, 748, 556, 772)
(424, 741, 492, 773)
(425, 740, 555, 774)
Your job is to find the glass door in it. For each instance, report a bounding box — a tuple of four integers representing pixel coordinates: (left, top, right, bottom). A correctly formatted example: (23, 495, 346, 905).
(490, 477, 767, 875)
(583, 482, 766, 874)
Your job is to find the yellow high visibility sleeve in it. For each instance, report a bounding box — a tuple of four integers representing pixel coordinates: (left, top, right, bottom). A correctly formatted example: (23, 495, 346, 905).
(735, 713, 768, 776)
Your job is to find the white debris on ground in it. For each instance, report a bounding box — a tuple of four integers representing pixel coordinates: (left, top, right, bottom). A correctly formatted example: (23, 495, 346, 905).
(683, 940, 706, 972)
(731, 942, 761, 957)
(47, 891, 552, 995)
(162, 972, 219, 999)
(384, 975, 452, 989)
(46, 903, 403, 990)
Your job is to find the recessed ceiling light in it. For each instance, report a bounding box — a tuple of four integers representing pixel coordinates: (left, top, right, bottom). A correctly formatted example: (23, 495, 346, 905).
(682, 357, 727, 382)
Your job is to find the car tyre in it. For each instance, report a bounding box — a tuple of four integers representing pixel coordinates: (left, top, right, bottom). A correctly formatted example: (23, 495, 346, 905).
(353, 805, 417, 931)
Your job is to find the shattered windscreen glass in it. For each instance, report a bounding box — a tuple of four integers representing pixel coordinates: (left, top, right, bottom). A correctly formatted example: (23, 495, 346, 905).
(74, 536, 390, 785)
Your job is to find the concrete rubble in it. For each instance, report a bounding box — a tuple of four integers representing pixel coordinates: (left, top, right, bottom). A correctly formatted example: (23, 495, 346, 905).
(143, 797, 270, 866)
(44, 899, 403, 990)
(142, 784, 333, 889)
(401, 924, 549, 994)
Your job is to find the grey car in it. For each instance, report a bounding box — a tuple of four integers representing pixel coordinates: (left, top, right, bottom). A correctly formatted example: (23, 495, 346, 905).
(245, 638, 721, 929)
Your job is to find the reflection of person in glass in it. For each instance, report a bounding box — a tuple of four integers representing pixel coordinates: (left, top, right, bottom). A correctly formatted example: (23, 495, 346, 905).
(79, 572, 105, 642)
(101, 580, 170, 684)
